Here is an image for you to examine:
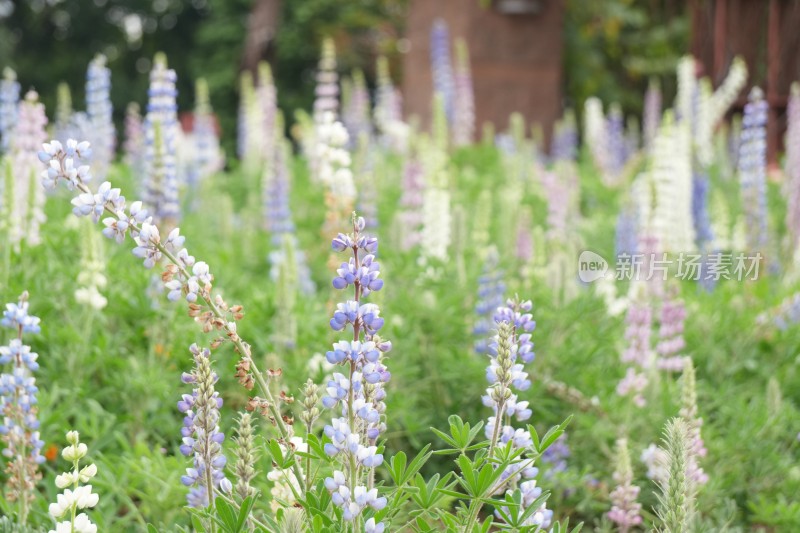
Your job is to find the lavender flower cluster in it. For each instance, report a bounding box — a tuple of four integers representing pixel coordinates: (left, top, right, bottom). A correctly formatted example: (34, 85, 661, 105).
(322, 216, 389, 530)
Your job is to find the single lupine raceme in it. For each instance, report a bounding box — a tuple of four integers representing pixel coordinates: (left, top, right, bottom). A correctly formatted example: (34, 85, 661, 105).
(395, 141, 425, 250)
(232, 412, 258, 501)
(617, 286, 653, 407)
(679, 358, 708, 486)
(54, 82, 73, 143)
(342, 69, 370, 145)
(643, 79, 661, 150)
(74, 218, 108, 310)
(452, 38, 475, 146)
(85, 54, 115, 180)
(0, 292, 44, 523)
(656, 287, 687, 373)
(143, 54, 180, 225)
(655, 418, 696, 533)
(0, 67, 20, 154)
(430, 18, 454, 122)
(738, 87, 769, 254)
(551, 108, 578, 163)
(10, 90, 48, 247)
(481, 297, 553, 529)
(48, 431, 99, 533)
(314, 37, 339, 123)
(322, 214, 390, 529)
(178, 344, 232, 507)
(607, 438, 642, 533)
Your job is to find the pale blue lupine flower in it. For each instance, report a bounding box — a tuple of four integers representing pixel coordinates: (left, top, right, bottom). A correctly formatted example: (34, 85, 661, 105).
(322, 215, 390, 529)
(177, 344, 232, 507)
(0, 67, 19, 154)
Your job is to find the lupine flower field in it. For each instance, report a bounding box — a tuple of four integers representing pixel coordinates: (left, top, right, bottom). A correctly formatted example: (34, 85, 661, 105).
(1, 8, 800, 533)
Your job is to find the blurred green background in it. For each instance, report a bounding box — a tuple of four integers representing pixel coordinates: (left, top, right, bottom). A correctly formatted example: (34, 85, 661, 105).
(0, 0, 688, 155)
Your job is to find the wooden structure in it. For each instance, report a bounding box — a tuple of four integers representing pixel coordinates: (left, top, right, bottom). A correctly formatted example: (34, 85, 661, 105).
(402, 0, 564, 144)
(691, 0, 800, 164)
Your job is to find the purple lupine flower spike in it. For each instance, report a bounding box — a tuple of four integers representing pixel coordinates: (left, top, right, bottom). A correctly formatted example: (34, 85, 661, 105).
(483, 296, 553, 528)
(607, 438, 642, 532)
(143, 53, 180, 225)
(452, 38, 475, 146)
(0, 67, 20, 154)
(738, 87, 769, 254)
(322, 214, 389, 530)
(86, 54, 115, 180)
(643, 78, 661, 150)
(0, 292, 45, 518)
(178, 344, 231, 507)
(430, 18, 455, 123)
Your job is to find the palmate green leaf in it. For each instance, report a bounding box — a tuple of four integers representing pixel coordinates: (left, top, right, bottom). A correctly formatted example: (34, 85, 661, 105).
(533, 415, 573, 455)
(431, 415, 485, 454)
(264, 438, 296, 470)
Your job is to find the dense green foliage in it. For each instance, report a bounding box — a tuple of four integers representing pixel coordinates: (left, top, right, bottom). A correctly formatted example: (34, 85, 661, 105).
(563, 0, 689, 123)
(1, 143, 799, 529)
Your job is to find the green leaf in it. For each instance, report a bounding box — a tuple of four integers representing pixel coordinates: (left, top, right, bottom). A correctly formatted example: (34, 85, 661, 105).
(236, 495, 257, 532)
(214, 498, 238, 532)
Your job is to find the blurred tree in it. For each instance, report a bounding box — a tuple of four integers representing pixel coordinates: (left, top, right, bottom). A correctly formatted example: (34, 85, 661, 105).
(0, 0, 407, 159)
(563, 0, 689, 124)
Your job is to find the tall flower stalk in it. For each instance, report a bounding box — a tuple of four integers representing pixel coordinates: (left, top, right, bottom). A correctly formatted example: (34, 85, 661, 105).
(607, 438, 642, 533)
(322, 214, 390, 530)
(178, 344, 232, 508)
(314, 37, 339, 121)
(143, 53, 180, 225)
(452, 38, 475, 147)
(0, 292, 44, 523)
(738, 87, 769, 254)
(10, 90, 48, 247)
(478, 297, 552, 530)
(655, 418, 695, 533)
(655, 287, 687, 373)
(0, 67, 20, 155)
(123, 102, 144, 175)
(85, 54, 114, 180)
(430, 18, 454, 123)
(679, 359, 708, 487)
(48, 431, 99, 533)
